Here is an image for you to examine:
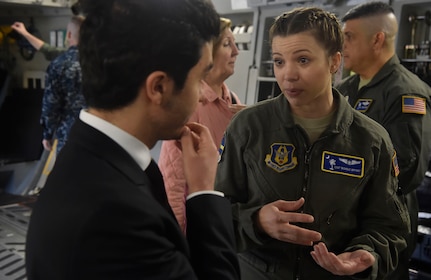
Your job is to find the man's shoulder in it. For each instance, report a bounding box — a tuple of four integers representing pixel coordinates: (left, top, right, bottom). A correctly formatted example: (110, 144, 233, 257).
(335, 74, 358, 92)
(47, 50, 81, 77)
(351, 108, 392, 143)
(50, 47, 79, 65)
(390, 64, 431, 93)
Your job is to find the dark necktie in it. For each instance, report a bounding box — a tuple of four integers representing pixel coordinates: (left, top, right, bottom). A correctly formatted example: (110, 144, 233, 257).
(145, 159, 175, 217)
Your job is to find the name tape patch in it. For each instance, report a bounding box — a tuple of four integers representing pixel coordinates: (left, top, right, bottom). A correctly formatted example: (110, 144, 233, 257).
(321, 151, 364, 178)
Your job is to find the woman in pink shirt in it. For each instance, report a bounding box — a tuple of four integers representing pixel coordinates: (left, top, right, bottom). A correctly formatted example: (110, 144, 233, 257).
(158, 17, 245, 232)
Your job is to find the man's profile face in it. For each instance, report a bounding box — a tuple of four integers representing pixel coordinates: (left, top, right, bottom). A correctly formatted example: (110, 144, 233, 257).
(158, 42, 214, 140)
(342, 19, 374, 74)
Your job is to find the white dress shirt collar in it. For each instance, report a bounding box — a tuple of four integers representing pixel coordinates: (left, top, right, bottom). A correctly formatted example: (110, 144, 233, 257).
(79, 109, 151, 171)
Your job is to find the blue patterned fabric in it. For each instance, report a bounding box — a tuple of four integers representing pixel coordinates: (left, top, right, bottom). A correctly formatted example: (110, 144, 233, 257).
(41, 46, 85, 153)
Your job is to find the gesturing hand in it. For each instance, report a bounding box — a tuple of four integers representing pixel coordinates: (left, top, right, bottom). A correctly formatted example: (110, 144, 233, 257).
(256, 198, 322, 246)
(311, 242, 375, 276)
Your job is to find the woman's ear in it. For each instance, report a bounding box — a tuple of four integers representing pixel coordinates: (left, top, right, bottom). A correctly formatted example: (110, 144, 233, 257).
(330, 52, 342, 74)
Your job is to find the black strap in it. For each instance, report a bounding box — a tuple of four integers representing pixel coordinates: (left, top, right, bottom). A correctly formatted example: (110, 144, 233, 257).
(230, 91, 237, 104)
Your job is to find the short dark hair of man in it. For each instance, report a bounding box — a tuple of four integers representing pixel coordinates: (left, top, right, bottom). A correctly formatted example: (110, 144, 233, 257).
(78, 0, 220, 110)
(342, 1, 394, 22)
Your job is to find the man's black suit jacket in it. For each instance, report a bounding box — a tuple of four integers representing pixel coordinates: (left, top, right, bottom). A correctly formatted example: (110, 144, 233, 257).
(25, 119, 240, 280)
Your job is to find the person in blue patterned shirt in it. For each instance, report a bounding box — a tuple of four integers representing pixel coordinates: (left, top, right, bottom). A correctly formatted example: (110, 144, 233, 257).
(40, 15, 85, 154)
(10, 2, 83, 61)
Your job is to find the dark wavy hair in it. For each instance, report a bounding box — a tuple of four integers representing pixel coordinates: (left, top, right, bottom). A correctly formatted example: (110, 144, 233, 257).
(78, 0, 219, 109)
(269, 7, 343, 57)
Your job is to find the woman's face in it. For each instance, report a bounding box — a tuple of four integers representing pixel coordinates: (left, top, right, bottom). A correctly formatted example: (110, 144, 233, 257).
(208, 28, 239, 82)
(272, 32, 340, 118)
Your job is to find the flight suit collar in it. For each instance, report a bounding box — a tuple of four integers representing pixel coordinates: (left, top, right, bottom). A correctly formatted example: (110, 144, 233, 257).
(273, 89, 354, 136)
(363, 55, 399, 90)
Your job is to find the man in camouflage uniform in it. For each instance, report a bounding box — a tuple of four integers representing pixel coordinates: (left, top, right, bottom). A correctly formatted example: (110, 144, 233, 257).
(336, 3, 431, 279)
(41, 15, 85, 154)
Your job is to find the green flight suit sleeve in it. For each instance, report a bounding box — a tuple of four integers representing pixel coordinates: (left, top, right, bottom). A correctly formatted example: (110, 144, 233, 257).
(344, 132, 410, 279)
(381, 94, 431, 194)
(216, 120, 270, 252)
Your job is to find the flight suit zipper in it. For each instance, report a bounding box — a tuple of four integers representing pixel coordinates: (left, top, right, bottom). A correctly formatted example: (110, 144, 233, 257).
(295, 146, 313, 280)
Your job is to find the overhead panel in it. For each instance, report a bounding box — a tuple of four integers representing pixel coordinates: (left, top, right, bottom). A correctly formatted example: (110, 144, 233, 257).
(0, 0, 69, 8)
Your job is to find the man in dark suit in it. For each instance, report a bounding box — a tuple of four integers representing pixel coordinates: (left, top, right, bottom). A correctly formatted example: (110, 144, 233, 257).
(25, 0, 241, 279)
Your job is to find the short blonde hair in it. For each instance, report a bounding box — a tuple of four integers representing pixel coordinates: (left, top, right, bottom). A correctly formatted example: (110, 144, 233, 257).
(68, 15, 85, 42)
(213, 17, 232, 53)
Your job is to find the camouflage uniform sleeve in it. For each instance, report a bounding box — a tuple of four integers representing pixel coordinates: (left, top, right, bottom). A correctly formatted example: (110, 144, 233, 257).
(41, 59, 63, 140)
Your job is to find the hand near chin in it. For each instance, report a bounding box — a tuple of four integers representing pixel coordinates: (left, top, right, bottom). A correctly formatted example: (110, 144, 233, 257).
(180, 122, 218, 194)
(311, 242, 375, 276)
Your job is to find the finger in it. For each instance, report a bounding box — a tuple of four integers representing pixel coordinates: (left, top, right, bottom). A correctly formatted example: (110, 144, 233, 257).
(278, 211, 315, 224)
(279, 225, 322, 245)
(312, 243, 335, 271)
(360, 252, 375, 267)
(182, 126, 204, 154)
(311, 251, 328, 269)
(312, 243, 345, 275)
(185, 122, 212, 144)
(273, 198, 305, 212)
(180, 126, 195, 155)
(185, 123, 217, 156)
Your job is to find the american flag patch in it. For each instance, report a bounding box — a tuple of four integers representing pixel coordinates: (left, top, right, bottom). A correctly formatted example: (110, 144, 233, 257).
(402, 96, 426, 115)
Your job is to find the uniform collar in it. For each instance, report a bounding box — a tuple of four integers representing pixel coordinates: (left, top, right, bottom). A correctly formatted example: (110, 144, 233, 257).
(361, 55, 399, 90)
(274, 89, 353, 135)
